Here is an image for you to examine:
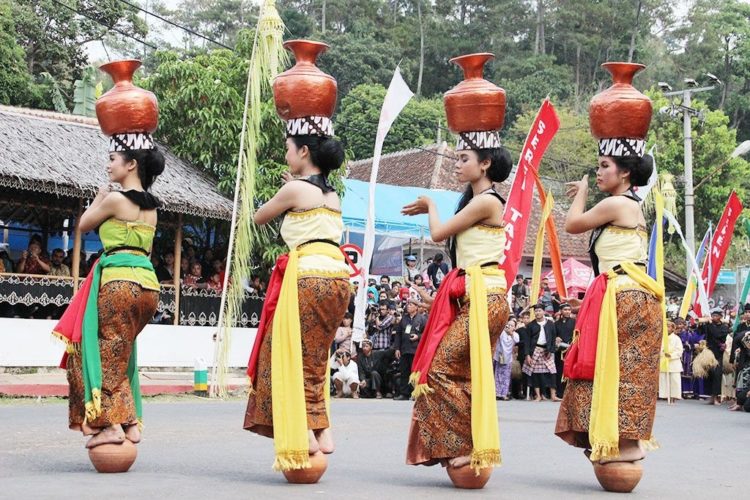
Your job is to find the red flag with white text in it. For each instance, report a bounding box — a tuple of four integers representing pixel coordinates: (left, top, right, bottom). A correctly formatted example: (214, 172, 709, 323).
(499, 99, 560, 280)
(693, 191, 743, 317)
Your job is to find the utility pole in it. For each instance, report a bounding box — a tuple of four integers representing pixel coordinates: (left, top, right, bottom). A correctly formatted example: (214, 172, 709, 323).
(662, 84, 715, 269)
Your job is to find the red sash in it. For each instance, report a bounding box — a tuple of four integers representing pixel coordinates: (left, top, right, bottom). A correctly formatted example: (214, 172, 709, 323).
(563, 272, 609, 381)
(246, 254, 289, 381)
(410, 269, 466, 385)
(52, 261, 98, 368)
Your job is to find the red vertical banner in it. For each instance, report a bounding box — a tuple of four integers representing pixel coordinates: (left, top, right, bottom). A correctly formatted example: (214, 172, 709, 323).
(499, 99, 560, 280)
(694, 191, 743, 317)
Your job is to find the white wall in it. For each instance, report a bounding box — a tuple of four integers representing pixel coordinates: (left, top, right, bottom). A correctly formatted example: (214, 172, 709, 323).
(0, 318, 257, 368)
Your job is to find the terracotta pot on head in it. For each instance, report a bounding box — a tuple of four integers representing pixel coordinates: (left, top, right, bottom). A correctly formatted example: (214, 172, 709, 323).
(589, 62, 652, 158)
(281, 451, 328, 484)
(95, 59, 158, 136)
(446, 465, 492, 489)
(88, 440, 137, 473)
(444, 52, 505, 134)
(593, 461, 643, 493)
(272, 40, 337, 121)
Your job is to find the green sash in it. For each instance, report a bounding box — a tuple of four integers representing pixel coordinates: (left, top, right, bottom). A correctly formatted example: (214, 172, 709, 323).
(82, 253, 154, 424)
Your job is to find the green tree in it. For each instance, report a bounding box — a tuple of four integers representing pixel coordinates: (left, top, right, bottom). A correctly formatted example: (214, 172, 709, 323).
(11, 0, 146, 109)
(647, 90, 750, 241)
(0, 0, 37, 106)
(336, 83, 445, 159)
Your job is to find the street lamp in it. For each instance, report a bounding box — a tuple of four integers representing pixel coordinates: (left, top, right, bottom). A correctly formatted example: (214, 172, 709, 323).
(659, 77, 719, 269)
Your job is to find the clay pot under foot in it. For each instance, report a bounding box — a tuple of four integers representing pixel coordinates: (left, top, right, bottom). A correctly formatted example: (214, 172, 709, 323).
(282, 451, 328, 484)
(88, 440, 137, 473)
(593, 461, 643, 493)
(446, 465, 492, 489)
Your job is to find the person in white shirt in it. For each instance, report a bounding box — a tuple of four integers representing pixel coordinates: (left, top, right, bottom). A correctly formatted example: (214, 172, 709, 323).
(331, 351, 360, 398)
(658, 321, 684, 401)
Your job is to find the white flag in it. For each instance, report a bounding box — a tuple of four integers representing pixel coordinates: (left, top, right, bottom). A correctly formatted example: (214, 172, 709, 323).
(352, 68, 414, 342)
(635, 144, 658, 204)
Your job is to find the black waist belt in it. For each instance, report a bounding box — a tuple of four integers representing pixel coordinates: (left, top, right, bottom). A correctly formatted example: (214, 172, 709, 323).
(298, 239, 339, 249)
(106, 246, 148, 256)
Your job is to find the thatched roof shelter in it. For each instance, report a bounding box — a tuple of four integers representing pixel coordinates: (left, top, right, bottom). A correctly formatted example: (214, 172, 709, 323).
(0, 105, 232, 225)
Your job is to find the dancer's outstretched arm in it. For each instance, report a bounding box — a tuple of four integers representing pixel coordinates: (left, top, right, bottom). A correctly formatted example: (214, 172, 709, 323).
(401, 194, 498, 243)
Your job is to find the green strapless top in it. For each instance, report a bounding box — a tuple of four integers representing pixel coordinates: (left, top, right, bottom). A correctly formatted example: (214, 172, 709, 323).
(99, 218, 160, 291)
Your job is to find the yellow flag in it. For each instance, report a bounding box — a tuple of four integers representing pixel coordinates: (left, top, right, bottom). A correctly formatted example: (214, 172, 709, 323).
(530, 192, 554, 307)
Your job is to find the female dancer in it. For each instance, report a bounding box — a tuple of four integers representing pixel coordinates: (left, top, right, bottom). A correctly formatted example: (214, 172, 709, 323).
(555, 62, 664, 490)
(54, 60, 164, 449)
(243, 39, 350, 473)
(403, 52, 512, 481)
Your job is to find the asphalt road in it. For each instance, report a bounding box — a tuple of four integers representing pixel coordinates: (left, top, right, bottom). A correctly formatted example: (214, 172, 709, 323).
(0, 396, 744, 499)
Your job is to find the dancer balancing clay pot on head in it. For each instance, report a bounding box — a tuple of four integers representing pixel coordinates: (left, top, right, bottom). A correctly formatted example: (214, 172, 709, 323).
(554, 62, 664, 494)
(243, 39, 350, 483)
(402, 52, 512, 489)
(53, 59, 165, 472)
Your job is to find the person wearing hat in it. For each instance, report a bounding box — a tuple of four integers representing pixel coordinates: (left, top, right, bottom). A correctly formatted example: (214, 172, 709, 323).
(554, 62, 665, 479)
(522, 304, 559, 401)
(244, 40, 350, 471)
(356, 338, 385, 399)
(404, 255, 420, 286)
(53, 60, 165, 450)
(696, 308, 731, 405)
(402, 53, 512, 480)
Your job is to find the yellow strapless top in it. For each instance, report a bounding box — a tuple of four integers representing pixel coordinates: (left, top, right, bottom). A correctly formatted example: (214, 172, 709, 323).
(99, 218, 160, 291)
(456, 223, 507, 293)
(594, 224, 648, 291)
(280, 207, 349, 278)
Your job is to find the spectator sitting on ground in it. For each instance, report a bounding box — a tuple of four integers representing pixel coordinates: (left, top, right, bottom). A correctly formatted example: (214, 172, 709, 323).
(16, 239, 50, 275)
(357, 339, 384, 398)
(331, 351, 360, 398)
(48, 248, 71, 277)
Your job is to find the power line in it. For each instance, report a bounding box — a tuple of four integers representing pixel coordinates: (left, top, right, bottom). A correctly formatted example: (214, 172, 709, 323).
(51, 0, 158, 49)
(116, 0, 234, 50)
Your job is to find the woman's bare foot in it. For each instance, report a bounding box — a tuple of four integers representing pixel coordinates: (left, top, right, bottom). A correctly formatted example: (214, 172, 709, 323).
(307, 430, 321, 454)
(598, 439, 645, 464)
(448, 455, 471, 468)
(123, 424, 141, 443)
(85, 425, 126, 448)
(315, 428, 334, 454)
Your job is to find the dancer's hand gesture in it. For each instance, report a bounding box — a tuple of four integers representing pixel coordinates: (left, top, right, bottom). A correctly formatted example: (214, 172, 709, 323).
(280, 171, 295, 184)
(565, 174, 589, 199)
(402, 196, 433, 216)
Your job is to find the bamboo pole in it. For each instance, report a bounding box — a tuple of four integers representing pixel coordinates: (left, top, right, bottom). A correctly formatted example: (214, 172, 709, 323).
(173, 214, 183, 326)
(71, 200, 83, 293)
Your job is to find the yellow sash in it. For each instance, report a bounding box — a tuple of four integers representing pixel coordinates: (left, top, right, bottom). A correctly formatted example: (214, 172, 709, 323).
(467, 266, 505, 473)
(271, 242, 344, 471)
(589, 262, 664, 461)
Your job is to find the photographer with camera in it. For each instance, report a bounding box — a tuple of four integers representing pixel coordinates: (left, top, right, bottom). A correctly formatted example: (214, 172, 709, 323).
(368, 302, 395, 351)
(393, 301, 426, 400)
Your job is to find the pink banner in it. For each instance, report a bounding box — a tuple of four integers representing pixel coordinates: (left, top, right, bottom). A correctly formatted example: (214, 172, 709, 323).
(499, 99, 560, 280)
(694, 191, 743, 317)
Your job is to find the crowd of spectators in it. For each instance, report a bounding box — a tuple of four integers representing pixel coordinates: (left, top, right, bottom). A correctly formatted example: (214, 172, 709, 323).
(0, 234, 252, 320)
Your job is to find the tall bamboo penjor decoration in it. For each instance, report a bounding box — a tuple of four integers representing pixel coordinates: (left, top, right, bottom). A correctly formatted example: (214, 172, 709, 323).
(211, 0, 288, 397)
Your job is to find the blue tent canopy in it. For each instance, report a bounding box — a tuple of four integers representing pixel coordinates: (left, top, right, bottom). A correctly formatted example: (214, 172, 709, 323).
(342, 179, 461, 238)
